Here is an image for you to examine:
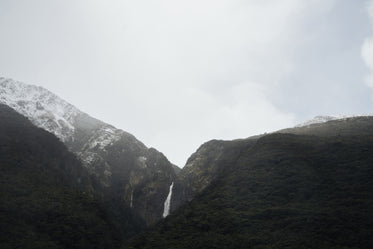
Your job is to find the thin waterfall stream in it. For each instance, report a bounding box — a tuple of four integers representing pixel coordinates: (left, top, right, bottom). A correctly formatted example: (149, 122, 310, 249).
(162, 182, 174, 218)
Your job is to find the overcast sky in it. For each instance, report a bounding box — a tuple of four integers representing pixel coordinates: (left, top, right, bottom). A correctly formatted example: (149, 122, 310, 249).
(1, 0, 373, 166)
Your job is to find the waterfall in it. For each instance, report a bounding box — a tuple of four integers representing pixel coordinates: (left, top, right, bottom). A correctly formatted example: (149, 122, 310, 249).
(162, 182, 174, 218)
(130, 189, 133, 208)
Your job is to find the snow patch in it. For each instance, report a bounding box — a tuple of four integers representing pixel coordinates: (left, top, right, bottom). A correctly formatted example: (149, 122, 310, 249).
(137, 156, 148, 168)
(296, 114, 372, 127)
(83, 125, 123, 151)
(80, 152, 98, 164)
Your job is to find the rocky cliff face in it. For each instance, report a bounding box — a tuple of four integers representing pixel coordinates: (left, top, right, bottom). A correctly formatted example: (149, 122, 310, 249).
(0, 77, 178, 224)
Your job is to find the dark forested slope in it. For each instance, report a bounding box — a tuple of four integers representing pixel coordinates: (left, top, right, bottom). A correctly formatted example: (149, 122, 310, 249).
(0, 78, 178, 225)
(0, 104, 143, 249)
(127, 119, 373, 249)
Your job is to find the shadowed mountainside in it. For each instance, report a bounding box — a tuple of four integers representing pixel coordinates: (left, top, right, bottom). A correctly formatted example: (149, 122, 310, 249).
(127, 117, 373, 249)
(0, 104, 144, 249)
(0, 77, 179, 225)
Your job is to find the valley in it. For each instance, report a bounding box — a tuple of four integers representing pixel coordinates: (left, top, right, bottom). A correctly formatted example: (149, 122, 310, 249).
(1, 78, 373, 249)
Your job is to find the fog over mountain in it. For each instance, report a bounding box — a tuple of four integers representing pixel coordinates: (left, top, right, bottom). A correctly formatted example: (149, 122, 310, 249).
(1, 0, 373, 166)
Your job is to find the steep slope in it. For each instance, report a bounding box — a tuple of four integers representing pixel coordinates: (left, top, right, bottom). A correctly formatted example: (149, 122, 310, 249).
(171, 139, 256, 211)
(0, 77, 177, 224)
(0, 104, 144, 249)
(127, 118, 373, 249)
(173, 116, 373, 209)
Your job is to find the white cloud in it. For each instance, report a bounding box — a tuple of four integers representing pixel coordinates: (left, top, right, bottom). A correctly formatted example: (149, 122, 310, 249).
(366, 0, 373, 19)
(144, 81, 295, 166)
(362, 38, 373, 87)
(0, 0, 342, 166)
(362, 1, 373, 88)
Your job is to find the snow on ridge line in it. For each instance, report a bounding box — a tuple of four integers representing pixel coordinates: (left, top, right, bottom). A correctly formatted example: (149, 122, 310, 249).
(0, 78, 77, 113)
(0, 77, 80, 142)
(0, 77, 128, 151)
(296, 114, 373, 128)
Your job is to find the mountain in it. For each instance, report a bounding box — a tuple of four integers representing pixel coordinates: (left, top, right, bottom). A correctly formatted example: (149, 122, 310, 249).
(0, 77, 178, 225)
(126, 117, 373, 249)
(0, 103, 146, 249)
(172, 115, 373, 210)
(4, 76, 373, 248)
(171, 138, 257, 211)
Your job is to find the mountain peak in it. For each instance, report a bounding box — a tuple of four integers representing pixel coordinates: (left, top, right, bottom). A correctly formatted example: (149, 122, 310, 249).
(0, 77, 178, 225)
(0, 77, 79, 142)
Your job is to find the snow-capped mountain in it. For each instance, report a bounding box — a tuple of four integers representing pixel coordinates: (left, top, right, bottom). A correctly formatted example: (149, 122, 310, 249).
(0, 78, 79, 142)
(0, 77, 177, 225)
(0, 77, 130, 167)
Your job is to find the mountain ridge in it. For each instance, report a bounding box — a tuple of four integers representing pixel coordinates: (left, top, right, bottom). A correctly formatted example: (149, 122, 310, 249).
(295, 114, 373, 127)
(126, 117, 373, 249)
(0, 77, 178, 225)
(3, 76, 373, 247)
(0, 103, 146, 248)
(171, 115, 373, 212)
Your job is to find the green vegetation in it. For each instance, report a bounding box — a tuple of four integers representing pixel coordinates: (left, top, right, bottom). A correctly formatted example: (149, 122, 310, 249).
(126, 133, 373, 249)
(0, 104, 144, 248)
(2, 102, 373, 249)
